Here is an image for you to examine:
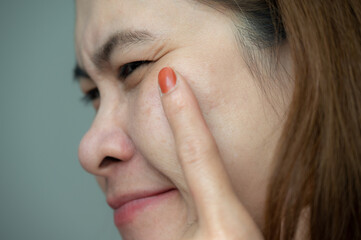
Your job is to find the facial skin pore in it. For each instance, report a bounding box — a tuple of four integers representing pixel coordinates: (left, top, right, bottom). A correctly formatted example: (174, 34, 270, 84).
(75, 0, 291, 239)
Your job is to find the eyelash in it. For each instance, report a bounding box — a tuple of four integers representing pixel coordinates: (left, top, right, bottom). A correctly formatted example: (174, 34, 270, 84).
(82, 60, 150, 104)
(118, 60, 150, 79)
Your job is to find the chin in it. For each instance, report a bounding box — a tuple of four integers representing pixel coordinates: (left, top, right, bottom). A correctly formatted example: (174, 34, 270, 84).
(116, 190, 189, 240)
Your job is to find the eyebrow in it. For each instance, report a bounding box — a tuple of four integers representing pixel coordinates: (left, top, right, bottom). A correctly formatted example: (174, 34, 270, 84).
(73, 30, 156, 80)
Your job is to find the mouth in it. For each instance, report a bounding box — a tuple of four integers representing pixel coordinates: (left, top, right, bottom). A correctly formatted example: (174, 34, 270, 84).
(107, 188, 178, 226)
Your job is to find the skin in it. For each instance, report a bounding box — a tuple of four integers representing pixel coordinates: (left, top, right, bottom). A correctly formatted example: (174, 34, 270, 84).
(75, 0, 292, 239)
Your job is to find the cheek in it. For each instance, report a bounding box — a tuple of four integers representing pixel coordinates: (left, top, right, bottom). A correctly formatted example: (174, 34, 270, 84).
(131, 77, 169, 149)
(126, 72, 197, 220)
(127, 75, 184, 182)
(172, 53, 277, 227)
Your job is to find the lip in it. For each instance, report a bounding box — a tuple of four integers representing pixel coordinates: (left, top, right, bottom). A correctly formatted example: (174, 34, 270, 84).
(107, 188, 177, 226)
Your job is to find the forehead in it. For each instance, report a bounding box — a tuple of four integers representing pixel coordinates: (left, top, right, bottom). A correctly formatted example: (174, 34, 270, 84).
(75, 0, 185, 67)
(74, 0, 234, 71)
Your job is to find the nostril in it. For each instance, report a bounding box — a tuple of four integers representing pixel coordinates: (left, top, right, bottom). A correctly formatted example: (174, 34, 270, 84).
(99, 156, 121, 168)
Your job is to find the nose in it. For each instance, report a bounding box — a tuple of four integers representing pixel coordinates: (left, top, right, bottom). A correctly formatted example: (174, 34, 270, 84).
(78, 109, 135, 177)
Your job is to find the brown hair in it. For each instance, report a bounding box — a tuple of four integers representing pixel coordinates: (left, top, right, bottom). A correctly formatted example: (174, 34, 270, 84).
(198, 0, 361, 239)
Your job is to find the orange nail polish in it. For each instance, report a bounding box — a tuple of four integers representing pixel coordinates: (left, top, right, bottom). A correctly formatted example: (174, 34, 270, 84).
(158, 67, 177, 94)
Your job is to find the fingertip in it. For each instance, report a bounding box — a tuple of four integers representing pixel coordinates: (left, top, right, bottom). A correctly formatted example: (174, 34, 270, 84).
(158, 67, 178, 95)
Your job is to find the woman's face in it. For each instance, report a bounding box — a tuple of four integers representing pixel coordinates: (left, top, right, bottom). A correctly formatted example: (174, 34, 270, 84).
(75, 0, 290, 239)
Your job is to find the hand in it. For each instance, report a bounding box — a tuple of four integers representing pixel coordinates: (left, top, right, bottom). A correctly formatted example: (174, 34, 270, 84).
(158, 67, 265, 240)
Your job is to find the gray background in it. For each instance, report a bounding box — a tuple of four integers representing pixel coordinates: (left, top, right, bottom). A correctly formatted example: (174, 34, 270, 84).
(0, 1, 120, 239)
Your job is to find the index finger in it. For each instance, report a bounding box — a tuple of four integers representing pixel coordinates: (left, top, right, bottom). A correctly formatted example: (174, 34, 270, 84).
(158, 67, 238, 223)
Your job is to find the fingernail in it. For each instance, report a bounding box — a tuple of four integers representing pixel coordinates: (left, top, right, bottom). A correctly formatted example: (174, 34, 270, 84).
(158, 67, 177, 94)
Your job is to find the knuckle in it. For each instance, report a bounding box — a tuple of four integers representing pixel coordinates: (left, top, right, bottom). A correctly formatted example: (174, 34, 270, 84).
(207, 228, 245, 240)
(177, 136, 214, 166)
(168, 90, 187, 115)
(206, 230, 235, 240)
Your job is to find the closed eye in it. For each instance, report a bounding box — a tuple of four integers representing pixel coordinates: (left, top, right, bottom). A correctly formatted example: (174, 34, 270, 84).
(118, 60, 151, 79)
(81, 60, 151, 105)
(82, 88, 100, 104)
